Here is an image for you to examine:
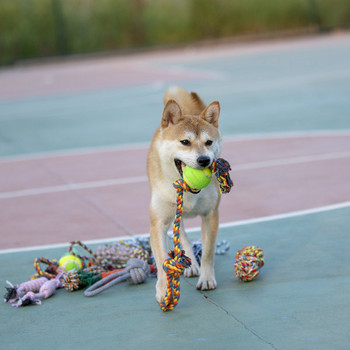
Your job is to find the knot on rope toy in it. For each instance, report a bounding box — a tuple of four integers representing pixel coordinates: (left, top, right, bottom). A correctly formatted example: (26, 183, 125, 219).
(125, 258, 151, 284)
(211, 158, 234, 194)
(31, 257, 60, 280)
(160, 158, 232, 311)
(234, 246, 264, 282)
(84, 258, 150, 297)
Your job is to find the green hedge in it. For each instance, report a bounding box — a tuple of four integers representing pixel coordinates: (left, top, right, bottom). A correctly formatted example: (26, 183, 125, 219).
(0, 0, 349, 65)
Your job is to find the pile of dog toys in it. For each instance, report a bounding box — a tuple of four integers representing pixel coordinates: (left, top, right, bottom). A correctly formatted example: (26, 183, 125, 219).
(3, 238, 263, 308)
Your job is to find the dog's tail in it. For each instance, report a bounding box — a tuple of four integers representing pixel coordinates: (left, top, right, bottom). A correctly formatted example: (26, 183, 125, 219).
(164, 86, 206, 115)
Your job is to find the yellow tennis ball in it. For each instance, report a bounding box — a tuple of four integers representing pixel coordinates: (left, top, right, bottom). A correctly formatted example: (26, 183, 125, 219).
(183, 166, 212, 190)
(59, 254, 83, 272)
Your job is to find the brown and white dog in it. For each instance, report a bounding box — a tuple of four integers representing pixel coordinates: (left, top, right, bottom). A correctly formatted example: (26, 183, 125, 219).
(147, 86, 222, 305)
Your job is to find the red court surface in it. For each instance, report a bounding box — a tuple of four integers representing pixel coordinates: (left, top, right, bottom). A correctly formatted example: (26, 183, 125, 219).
(1, 132, 350, 250)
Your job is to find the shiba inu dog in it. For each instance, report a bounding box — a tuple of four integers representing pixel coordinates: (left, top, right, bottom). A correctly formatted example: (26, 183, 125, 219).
(147, 86, 222, 305)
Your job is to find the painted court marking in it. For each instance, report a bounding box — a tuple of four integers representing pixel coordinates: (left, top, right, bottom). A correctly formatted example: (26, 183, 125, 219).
(1, 131, 350, 200)
(1, 200, 349, 255)
(1, 150, 350, 200)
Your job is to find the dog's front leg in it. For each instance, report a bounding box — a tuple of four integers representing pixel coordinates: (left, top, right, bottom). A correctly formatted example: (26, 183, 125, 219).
(179, 222, 200, 277)
(149, 208, 172, 305)
(197, 208, 219, 290)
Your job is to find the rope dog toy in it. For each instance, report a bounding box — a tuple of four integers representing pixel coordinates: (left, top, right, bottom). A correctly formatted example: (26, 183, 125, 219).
(4, 277, 48, 303)
(234, 246, 264, 282)
(160, 158, 233, 312)
(84, 258, 150, 297)
(192, 239, 230, 265)
(31, 257, 60, 280)
(13, 274, 62, 307)
(69, 240, 111, 270)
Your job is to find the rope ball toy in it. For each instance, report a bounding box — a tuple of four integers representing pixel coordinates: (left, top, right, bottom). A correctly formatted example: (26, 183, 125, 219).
(234, 246, 264, 282)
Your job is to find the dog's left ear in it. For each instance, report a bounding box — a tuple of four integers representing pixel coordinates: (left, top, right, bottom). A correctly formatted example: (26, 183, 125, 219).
(200, 101, 220, 128)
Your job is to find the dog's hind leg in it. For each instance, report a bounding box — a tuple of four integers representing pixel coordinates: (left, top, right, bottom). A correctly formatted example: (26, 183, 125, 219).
(196, 208, 219, 290)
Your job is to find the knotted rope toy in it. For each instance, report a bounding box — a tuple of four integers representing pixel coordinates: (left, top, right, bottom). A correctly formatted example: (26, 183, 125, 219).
(160, 158, 233, 312)
(84, 258, 150, 297)
(31, 257, 60, 280)
(234, 246, 264, 282)
(191, 239, 230, 265)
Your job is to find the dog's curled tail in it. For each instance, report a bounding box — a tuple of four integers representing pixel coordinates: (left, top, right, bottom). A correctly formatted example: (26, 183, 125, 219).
(164, 86, 206, 115)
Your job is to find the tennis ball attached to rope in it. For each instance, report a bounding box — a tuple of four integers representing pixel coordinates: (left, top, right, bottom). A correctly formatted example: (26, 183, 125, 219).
(59, 254, 83, 272)
(234, 246, 264, 282)
(183, 166, 212, 190)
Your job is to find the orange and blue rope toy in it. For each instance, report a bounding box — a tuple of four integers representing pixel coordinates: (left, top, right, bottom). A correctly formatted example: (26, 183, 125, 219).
(160, 158, 233, 311)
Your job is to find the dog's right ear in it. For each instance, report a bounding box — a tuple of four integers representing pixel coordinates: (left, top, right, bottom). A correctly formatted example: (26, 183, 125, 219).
(161, 99, 183, 128)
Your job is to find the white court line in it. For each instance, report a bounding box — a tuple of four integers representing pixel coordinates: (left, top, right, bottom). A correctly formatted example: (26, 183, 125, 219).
(1, 200, 350, 255)
(1, 150, 350, 200)
(0, 176, 148, 199)
(1, 129, 350, 164)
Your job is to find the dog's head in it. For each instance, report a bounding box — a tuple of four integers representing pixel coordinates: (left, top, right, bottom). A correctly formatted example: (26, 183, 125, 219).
(158, 99, 222, 185)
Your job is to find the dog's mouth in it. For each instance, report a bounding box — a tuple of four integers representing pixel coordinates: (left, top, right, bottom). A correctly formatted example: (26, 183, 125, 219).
(174, 159, 200, 194)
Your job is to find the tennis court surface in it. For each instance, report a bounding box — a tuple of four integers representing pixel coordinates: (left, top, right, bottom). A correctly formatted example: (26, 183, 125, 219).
(1, 33, 350, 349)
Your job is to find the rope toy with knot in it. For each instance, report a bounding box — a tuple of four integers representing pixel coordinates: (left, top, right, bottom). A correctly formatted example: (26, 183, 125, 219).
(84, 258, 150, 297)
(31, 257, 60, 280)
(234, 246, 264, 282)
(160, 158, 233, 312)
(62, 269, 102, 292)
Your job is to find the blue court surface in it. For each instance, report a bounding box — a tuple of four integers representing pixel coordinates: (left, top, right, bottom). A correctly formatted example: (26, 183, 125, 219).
(1, 33, 350, 349)
(1, 206, 350, 349)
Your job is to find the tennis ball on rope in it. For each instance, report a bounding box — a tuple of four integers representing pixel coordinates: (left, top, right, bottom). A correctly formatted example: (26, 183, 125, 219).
(234, 246, 264, 282)
(59, 254, 83, 272)
(183, 166, 212, 190)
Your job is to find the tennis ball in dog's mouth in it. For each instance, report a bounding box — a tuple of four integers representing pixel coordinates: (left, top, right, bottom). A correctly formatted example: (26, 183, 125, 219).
(183, 166, 212, 190)
(59, 254, 83, 272)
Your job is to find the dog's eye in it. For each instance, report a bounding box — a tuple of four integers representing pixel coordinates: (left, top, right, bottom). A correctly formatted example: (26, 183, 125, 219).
(205, 140, 213, 146)
(180, 140, 191, 146)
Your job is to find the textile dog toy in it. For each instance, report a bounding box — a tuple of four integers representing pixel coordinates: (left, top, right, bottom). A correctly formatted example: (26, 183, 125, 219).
(4, 277, 48, 303)
(161, 158, 233, 312)
(12, 274, 62, 307)
(234, 246, 264, 282)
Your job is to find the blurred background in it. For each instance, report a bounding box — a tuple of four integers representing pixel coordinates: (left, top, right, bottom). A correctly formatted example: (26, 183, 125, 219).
(0, 0, 350, 250)
(1, 0, 349, 65)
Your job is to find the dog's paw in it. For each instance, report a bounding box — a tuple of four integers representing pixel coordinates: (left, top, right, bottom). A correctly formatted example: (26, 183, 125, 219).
(184, 264, 200, 278)
(196, 276, 217, 291)
(155, 279, 167, 305)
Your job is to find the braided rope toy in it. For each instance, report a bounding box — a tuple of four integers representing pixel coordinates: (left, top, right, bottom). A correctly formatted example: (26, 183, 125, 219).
(191, 239, 230, 265)
(94, 238, 152, 270)
(31, 257, 60, 280)
(69, 240, 111, 270)
(234, 246, 264, 282)
(161, 158, 233, 312)
(84, 258, 150, 297)
(62, 269, 102, 292)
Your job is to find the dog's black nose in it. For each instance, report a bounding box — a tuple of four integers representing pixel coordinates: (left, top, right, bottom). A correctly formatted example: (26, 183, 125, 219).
(197, 156, 211, 167)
